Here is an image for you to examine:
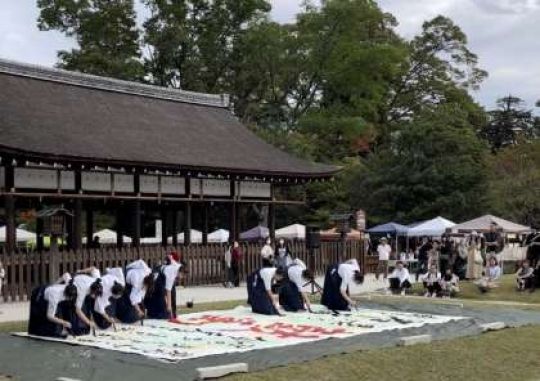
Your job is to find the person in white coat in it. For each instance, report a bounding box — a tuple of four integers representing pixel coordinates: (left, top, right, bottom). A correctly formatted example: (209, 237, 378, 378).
(388, 261, 412, 295)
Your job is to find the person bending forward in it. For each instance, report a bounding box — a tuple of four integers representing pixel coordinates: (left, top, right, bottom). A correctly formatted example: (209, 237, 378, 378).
(247, 265, 285, 315)
(321, 259, 364, 311)
(278, 259, 313, 312)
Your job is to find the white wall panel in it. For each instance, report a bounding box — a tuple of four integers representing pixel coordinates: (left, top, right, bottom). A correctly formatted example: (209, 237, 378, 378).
(202, 179, 230, 196)
(239, 181, 271, 198)
(82, 172, 111, 192)
(161, 176, 185, 195)
(140, 175, 159, 193)
(113, 174, 134, 193)
(14, 168, 57, 189)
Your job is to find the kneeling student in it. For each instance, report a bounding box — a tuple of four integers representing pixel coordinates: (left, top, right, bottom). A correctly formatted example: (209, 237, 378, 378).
(116, 259, 154, 323)
(28, 278, 78, 338)
(516, 260, 535, 291)
(279, 259, 313, 312)
(145, 252, 184, 319)
(422, 265, 441, 297)
(388, 261, 412, 295)
(92, 268, 125, 329)
(440, 269, 460, 298)
(72, 267, 103, 335)
(321, 259, 364, 311)
(247, 265, 285, 315)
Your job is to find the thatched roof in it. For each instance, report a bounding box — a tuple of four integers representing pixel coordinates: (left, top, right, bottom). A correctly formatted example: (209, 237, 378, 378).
(0, 59, 338, 179)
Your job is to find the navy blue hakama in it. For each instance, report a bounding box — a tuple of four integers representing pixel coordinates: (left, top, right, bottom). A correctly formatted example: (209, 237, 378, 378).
(145, 268, 177, 319)
(27, 286, 75, 338)
(278, 279, 304, 312)
(247, 270, 279, 315)
(321, 265, 350, 311)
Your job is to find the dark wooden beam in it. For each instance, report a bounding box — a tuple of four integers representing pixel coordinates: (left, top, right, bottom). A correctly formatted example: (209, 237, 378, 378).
(116, 205, 124, 248)
(202, 203, 208, 245)
(132, 200, 141, 247)
(160, 207, 168, 247)
(4, 194, 16, 253)
(184, 202, 192, 246)
(72, 169, 83, 250)
(172, 209, 179, 247)
(85, 207, 94, 247)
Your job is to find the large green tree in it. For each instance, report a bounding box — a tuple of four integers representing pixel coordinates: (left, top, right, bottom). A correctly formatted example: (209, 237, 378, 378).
(37, 0, 143, 80)
(349, 104, 489, 224)
(480, 95, 538, 153)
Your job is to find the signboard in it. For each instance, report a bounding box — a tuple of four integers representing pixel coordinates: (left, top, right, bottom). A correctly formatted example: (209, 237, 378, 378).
(140, 175, 159, 194)
(113, 174, 134, 193)
(202, 179, 230, 196)
(190, 178, 202, 195)
(161, 176, 185, 195)
(82, 172, 111, 192)
(60, 171, 75, 190)
(239, 181, 271, 198)
(14, 168, 57, 189)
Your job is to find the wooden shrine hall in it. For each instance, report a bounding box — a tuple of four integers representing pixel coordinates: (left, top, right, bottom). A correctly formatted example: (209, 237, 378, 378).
(0, 59, 338, 253)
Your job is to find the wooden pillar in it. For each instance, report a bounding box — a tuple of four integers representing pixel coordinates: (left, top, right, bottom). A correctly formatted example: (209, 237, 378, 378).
(36, 218, 44, 252)
(72, 199, 83, 250)
(230, 181, 238, 242)
(116, 205, 124, 248)
(184, 202, 192, 246)
(5, 194, 16, 253)
(132, 200, 141, 247)
(4, 163, 15, 252)
(268, 203, 275, 241)
(161, 208, 168, 247)
(202, 203, 209, 245)
(85, 208, 94, 246)
(172, 210, 179, 247)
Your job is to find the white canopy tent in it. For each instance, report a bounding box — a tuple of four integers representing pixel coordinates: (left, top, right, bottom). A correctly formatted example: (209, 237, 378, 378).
(208, 229, 230, 243)
(82, 229, 132, 244)
(407, 217, 456, 237)
(168, 229, 203, 244)
(275, 224, 306, 240)
(0, 226, 36, 243)
(452, 215, 532, 234)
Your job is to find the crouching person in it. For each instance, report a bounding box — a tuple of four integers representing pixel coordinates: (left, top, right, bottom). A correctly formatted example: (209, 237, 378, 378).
(145, 252, 185, 320)
(279, 259, 313, 312)
(92, 268, 125, 329)
(247, 265, 285, 315)
(440, 269, 460, 298)
(321, 259, 364, 311)
(388, 261, 412, 295)
(422, 265, 441, 297)
(516, 260, 535, 292)
(71, 267, 103, 336)
(116, 260, 154, 323)
(28, 278, 78, 338)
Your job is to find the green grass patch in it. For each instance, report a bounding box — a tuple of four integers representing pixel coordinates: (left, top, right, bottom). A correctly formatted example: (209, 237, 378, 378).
(224, 325, 540, 381)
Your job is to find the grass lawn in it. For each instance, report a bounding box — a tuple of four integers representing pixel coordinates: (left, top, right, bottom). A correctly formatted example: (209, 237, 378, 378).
(224, 325, 540, 381)
(406, 275, 540, 305)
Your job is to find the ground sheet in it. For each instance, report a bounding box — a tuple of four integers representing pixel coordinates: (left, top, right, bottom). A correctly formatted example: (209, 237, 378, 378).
(14, 305, 463, 362)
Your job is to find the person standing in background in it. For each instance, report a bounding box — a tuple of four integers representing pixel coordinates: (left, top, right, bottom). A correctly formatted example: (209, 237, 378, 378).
(223, 245, 233, 288)
(484, 222, 503, 262)
(376, 237, 391, 281)
(231, 241, 242, 287)
(274, 238, 292, 270)
(261, 238, 274, 267)
(416, 237, 432, 281)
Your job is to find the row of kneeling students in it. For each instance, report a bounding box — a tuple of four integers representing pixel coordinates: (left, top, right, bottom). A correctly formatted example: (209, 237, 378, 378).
(28, 252, 185, 338)
(247, 258, 364, 315)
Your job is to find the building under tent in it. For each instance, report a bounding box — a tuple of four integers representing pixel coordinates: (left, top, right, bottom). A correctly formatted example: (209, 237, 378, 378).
(82, 228, 132, 245)
(0, 226, 36, 244)
(275, 223, 305, 240)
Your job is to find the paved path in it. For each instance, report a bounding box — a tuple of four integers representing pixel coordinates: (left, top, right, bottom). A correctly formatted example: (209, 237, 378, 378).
(0, 274, 387, 323)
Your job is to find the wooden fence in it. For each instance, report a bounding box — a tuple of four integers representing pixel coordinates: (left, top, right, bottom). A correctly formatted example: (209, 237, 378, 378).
(0, 240, 372, 302)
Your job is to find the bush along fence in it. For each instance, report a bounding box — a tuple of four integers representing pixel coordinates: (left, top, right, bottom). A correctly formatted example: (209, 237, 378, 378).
(0, 240, 373, 302)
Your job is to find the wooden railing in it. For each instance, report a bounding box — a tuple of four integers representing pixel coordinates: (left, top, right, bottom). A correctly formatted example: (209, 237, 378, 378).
(0, 241, 365, 302)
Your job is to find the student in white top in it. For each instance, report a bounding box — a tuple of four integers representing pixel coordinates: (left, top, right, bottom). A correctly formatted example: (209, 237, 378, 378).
(28, 279, 78, 338)
(388, 261, 412, 295)
(93, 267, 125, 329)
(516, 260, 535, 291)
(71, 267, 103, 335)
(279, 258, 313, 312)
(421, 264, 442, 297)
(117, 259, 154, 323)
(321, 259, 364, 311)
(247, 264, 285, 315)
(440, 268, 460, 298)
(145, 252, 185, 319)
(376, 237, 392, 280)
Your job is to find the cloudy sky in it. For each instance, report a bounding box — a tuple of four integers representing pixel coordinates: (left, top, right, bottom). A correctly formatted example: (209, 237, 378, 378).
(1, 0, 539, 111)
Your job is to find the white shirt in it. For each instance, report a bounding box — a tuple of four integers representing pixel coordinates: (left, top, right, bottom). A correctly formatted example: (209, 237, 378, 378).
(422, 271, 441, 284)
(377, 244, 391, 261)
(487, 265, 501, 280)
(259, 267, 277, 291)
(44, 284, 67, 319)
(126, 260, 151, 305)
(390, 267, 410, 284)
(261, 244, 274, 259)
(163, 261, 182, 291)
(338, 260, 360, 292)
(94, 271, 123, 315)
(73, 274, 99, 310)
(288, 259, 307, 290)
